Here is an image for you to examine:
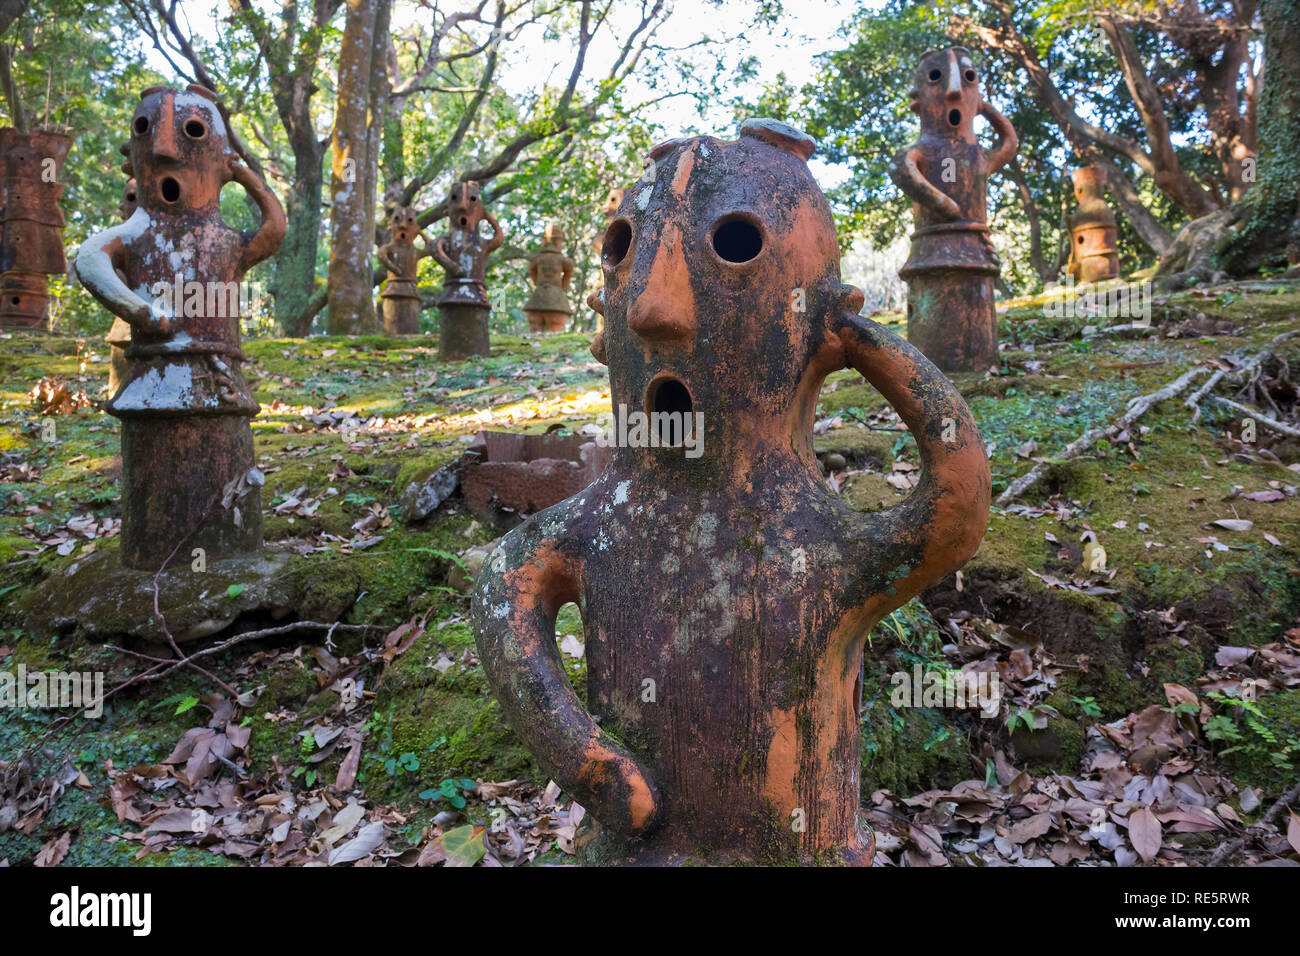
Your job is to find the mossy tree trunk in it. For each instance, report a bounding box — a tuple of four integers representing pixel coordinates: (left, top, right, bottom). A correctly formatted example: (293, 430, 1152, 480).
(1158, 0, 1300, 284)
(1219, 0, 1300, 274)
(326, 0, 387, 335)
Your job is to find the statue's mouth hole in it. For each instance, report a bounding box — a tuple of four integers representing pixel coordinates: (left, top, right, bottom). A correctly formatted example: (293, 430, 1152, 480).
(948, 109, 962, 127)
(647, 375, 693, 418)
(160, 177, 181, 203)
(458, 216, 469, 227)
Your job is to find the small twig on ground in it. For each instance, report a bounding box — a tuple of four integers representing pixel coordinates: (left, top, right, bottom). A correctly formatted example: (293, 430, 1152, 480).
(997, 367, 1210, 506)
(108, 621, 388, 688)
(1185, 329, 1299, 423)
(1209, 396, 1300, 439)
(1207, 778, 1300, 866)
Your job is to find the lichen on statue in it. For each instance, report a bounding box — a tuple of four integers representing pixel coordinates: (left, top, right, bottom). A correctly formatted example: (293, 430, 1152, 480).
(472, 118, 991, 865)
(73, 84, 286, 570)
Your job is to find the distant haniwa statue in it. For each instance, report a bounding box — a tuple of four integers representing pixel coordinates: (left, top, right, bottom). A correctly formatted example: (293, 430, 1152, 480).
(889, 47, 1017, 373)
(377, 205, 433, 334)
(523, 221, 574, 332)
(431, 180, 503, 359)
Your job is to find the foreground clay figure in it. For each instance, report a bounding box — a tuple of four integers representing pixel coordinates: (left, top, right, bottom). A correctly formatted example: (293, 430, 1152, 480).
(523, 221, 574, 332)
(0, 127, 73, 328)
(75, 85, 285, 570)
(889, 47, 1017, 373)
(473, 119, 990, 865)
(431, 180, 502, 359)
(378, 205, 432, 334)
(1066, 166, 1120, 283)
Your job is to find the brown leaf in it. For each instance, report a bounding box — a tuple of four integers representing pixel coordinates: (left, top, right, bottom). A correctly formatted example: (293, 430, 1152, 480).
(1008, 811, 1052, 844)
(34, 832, 70, 867)
(1128, 807, 1162, 862)
(1288, 811, 1300, 857)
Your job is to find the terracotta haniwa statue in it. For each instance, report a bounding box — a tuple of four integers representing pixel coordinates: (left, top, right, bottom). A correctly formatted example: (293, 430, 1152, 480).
(591, 187, 625, 258)
(523, 221, 574, 332)
(1066, 166, 1120, 283)
(889, 47, 1017, 373)
(378, 205, 433, 335)
(472, 119, 990, 865)
(0, 127, 73, 328)
(105, 178, 138, 395)
(589, 187, 624, 336)
(75, 85, 286, 570)
(431, 180, 503, 359)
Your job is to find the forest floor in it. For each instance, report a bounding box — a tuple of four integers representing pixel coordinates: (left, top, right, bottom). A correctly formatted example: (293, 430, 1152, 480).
(2, 275, 1300, 867)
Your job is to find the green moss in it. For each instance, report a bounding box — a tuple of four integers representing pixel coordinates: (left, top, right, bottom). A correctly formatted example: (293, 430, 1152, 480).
(1144, 637, 1207, 690)
(859, 694, 970, 797)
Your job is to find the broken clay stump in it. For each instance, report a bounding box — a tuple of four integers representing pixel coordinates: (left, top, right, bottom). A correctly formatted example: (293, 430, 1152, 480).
(1067, 166, 1120, 284)
(0, 128, 73, 328)
(74, 84, 285, 570)
(889, 47, 1017, 373)
(473, 118, 990, 865)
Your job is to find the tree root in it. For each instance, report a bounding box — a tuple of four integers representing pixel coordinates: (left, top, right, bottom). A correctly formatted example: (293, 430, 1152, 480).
(996, 367, 1210, 506)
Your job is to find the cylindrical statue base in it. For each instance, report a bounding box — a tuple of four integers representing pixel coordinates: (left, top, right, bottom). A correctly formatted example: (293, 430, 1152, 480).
(438, 302, 490, 360)
(118, 415, 262, 570)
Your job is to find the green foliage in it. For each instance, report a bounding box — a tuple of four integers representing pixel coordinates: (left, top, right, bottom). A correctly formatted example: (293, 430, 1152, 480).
(418, 777, 477, 809)
(1205, 690, 1300, 788)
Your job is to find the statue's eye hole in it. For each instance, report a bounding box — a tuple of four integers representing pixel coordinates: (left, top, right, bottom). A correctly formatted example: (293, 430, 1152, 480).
(133, 116, 149, 135)
(964, 69, 977, 83)
(928, 69, 942, 82)
(603, 219, 632, 267)
(184, 119, 207, 139)
(711, 214, 763, 264)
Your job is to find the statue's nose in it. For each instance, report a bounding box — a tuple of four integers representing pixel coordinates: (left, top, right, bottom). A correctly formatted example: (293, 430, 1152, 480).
(945, 53, 962, 101)
(627, 224, 696, 345)
(150, 92, 179, 162)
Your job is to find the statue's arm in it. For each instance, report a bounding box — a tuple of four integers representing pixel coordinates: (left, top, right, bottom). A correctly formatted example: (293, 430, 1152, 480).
(430, 235, 462, 276)
(484, 211, 505, 253)
(888, 144, 961, 220)
(232, 160, 287, 273)
(377, 243, 401, 273)
(472, 521, 661, 837)
(834, 306, 990, 602)
(981, 101, 1019, 174)
(73, 224, 166, 333)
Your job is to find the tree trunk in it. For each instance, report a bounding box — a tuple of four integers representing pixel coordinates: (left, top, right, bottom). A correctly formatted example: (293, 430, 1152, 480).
(1219, 0, 1300, 274)
(0, 42, 26, 131)
(1094, 156, 1174, 257)
(276, 163, 324, 336)
(1005, 157, 1054, 283)
(1095, 15, 1220, 218)
(0, 0, 30, 37)
(326, 0, 384, 335)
